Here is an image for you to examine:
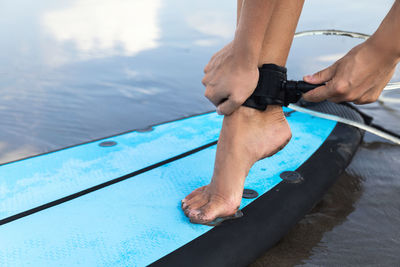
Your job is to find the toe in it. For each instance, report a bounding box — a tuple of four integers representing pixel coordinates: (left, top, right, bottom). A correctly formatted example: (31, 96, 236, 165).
(185, 196, 208, 214)
(182, 192, 208, 213)
(189, 201, 235, 224)
(182, 186, 206, 203)
(194, 203, 221, 223)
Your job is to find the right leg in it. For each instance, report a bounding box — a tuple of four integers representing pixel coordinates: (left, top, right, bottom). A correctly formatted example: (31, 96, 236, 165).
(182, 0, 305, 225)
(258, 0, 304, 66)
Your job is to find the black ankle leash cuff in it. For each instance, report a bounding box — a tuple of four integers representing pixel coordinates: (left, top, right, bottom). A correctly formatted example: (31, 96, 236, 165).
(242, 64, 324, 110)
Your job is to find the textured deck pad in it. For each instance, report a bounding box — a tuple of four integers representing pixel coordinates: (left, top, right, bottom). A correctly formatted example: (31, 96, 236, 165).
(0, 112, 222, 221)
(0, 110, 335, 267)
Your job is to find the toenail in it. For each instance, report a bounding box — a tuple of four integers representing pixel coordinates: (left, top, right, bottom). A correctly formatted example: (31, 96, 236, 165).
(184, 209, 190, 216)
(189, 210, 200, 216)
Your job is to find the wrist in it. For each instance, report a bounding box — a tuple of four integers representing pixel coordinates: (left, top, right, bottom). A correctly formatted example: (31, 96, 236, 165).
(231, 37, 261, 69)
(367, 35, 400, 64)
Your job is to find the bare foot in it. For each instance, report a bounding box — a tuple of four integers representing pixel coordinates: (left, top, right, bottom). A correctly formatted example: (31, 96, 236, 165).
(181, 105, 292, 225)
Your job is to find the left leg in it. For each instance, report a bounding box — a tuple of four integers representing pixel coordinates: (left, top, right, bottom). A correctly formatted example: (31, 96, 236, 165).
(182, 0, 305, 224)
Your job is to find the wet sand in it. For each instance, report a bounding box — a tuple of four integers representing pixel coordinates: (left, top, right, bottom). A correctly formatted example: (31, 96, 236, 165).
(252, 102, 400, 266)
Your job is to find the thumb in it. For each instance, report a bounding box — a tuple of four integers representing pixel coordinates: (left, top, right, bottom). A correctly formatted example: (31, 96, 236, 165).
(303, 65, 335, 84)
(216, 98, 241, 116)
(302, 84, 334, 103)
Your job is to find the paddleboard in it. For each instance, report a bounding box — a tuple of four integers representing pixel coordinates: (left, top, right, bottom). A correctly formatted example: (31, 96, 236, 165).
(0, 102, 363, 266)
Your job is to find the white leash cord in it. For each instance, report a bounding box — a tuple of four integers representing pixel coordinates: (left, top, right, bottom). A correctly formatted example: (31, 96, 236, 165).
(288, 104, 400, 145)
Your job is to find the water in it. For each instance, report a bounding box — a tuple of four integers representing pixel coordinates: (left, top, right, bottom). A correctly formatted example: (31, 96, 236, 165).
(1, 0, 399, 265)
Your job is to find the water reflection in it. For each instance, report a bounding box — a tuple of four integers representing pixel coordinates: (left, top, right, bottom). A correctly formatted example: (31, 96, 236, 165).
(42, 0, 162, 63)
(186, 10, 234, 47)
(0, 0, 235, 163)
(287, 35, 364, 80)
(316, 53, 345, 63)
(0, 0, 400, 265)
(250, 171, 364, 267)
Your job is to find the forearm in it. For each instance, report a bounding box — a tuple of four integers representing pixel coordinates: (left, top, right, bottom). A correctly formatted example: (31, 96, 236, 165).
(369, 0, 400, 62)
(232, 0, 277, 68)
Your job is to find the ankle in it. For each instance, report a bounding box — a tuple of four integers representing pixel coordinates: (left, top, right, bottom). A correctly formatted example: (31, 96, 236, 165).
(264, 105, 285, 120)
(265, 105, 283, 113)
(235, 105, 282, 117)
(232, 105, 287, 127)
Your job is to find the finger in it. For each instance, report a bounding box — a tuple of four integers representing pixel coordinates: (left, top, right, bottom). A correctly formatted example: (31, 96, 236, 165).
(302, 84, 336, 103)
(201, 73, 210, 86)
(216, 97, 240, 115)
(329, 89, 356, 103)
(204, 64, 210, 73)
(205, 87, 229, 107)
(353, 90, 379, 104)
(204, 53, 219, 73)
(303, 65, 336, 84)
(204, 62, 214, 73)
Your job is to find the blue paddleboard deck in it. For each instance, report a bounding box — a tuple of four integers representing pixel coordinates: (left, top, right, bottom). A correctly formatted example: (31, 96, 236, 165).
(0, 102, 363, 267)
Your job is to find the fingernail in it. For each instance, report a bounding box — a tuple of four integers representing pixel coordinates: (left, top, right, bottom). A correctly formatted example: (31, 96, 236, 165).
(216, 108, 223, 115)
(304, 75, 313, 81)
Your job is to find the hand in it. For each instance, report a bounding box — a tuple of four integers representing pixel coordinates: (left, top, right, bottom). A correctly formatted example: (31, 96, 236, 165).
(302, 39, 399, 104)
(202, 42, 259, 115)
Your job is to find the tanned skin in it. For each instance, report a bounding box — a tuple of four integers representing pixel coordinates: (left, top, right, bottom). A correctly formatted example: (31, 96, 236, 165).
(182, 0, 399, 225)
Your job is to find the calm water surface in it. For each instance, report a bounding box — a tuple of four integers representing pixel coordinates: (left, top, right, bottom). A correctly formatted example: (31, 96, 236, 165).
(1, 0, 399, 265)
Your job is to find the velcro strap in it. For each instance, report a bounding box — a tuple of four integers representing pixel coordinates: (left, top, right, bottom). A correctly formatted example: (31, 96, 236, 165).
(242, 64, 287, 110)
(243, 64, 323, 110)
